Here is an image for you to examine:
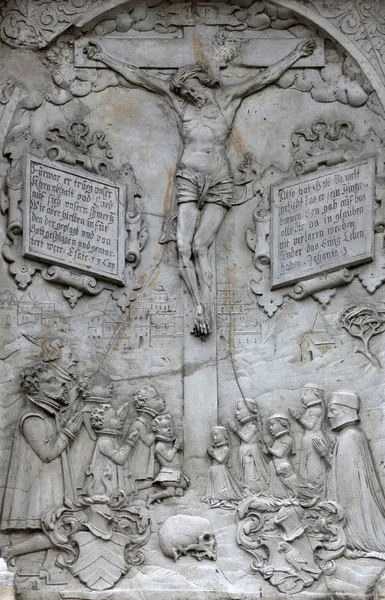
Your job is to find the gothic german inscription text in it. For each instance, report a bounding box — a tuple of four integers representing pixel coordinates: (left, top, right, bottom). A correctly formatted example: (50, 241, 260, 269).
(23, 155, 125, 284)
(271, 157, 374, 288)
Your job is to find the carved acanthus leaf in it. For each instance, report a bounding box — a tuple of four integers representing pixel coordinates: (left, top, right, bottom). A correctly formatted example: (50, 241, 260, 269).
(298, 0, 385, 81)
(42, 495, 151, 590)
(248, 118, 385, 316)
(237, 495, 347, 595)
(0, 0, 105, 49)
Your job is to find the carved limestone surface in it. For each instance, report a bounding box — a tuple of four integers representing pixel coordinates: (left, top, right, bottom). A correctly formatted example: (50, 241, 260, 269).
(237, 495, 346, 594)
(158, 515, 217, 562)
(0, 558, 14, 600)
(3, 2, 385, 600)
(23, 155, 126, 284)
(80, 34, 316, 337)
(248, 118, 385, 316)
(0, 111, 147, 306)
(271, 156, 375, 288)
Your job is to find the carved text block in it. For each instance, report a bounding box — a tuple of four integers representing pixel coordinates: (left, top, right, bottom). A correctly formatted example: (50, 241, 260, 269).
(271, 157, 375, 288)
(23, 155, 125, 284)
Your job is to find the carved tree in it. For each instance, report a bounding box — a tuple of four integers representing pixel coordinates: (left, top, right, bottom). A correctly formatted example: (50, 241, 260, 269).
(338, 305, 385, 366)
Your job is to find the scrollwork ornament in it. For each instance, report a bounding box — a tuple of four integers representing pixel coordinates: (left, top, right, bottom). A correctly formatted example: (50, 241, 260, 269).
(358, 233, 385, 293)
(42, 495, 150, 591)
(252, 288, 285, 317)
(250, 266, 285, 317)
(340, 13, 361, 36)
(312, 288, 337, 307)
(2, 241, 36, 290)
(301, 0, 385, 76)
(247, 117, 385, 316)
(7, 257, 36, 290)
(237, 495, 347, 595)
(0, 0, 96, 49)
(62, 286, 83, 308)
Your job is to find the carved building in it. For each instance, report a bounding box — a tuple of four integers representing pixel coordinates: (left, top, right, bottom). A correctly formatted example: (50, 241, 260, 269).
(217, 285, 268, 347)
(300, 313, 338, 362)
(88, 285, 183, 351)
(2, 1, 385, 599)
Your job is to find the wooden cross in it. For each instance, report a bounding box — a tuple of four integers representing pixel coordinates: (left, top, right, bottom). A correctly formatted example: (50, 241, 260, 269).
(74, 20, 324, 488)
(75, 23, 324, 71)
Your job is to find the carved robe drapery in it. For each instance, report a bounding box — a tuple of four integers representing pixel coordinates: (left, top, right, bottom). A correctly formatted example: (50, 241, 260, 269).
(297, 405, 327, 485)
(83, 434, 136, 497)
(236, 420, 269, 493)
(1, 399, 76, 530)
(327, 423, 385, 554)
(127, 412, 156, 482)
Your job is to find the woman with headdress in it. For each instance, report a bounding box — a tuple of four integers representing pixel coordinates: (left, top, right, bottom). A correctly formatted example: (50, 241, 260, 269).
(267, 414, 302, 497)
(289, 383, 327, 486)
(203, 426, 245, 509)
(228, 397, 269, 493)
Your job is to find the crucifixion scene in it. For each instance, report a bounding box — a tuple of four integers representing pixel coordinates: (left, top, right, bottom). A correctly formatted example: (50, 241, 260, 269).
(1, 1, 385, 599)
(85, 37, 315, 336)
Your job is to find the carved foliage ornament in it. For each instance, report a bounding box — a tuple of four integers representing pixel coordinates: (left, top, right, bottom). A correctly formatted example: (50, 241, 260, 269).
(43, 495, 150, 591)
(89, 1, 298, 36)
(0, 0, 100, 49)
(237, 495, 346, 595)
(0, 80, 148, 307)
(299, 0, 385, 79)
(247, 119, 385, 316)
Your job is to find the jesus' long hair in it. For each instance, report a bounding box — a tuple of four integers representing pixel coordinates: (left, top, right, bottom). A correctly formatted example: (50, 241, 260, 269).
(170, 62, 220, 95)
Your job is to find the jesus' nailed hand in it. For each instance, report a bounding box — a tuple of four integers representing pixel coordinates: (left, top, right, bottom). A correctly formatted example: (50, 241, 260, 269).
(84, 38, 315, 336)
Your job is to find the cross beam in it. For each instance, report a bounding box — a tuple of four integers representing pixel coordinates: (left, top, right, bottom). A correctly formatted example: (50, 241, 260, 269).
(72, 22, 324, 492)
(74, 26, 324, 69)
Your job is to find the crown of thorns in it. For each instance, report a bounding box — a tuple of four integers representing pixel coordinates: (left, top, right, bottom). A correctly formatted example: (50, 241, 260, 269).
(170, 62, 220, 94)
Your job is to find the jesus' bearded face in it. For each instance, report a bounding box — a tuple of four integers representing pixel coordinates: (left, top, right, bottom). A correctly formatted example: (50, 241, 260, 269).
(180, 79, 207, 108)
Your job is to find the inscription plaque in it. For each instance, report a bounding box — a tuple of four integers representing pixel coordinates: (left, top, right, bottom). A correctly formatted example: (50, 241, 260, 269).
(271, 157, 375, 288)
(23, 155, 125, 284)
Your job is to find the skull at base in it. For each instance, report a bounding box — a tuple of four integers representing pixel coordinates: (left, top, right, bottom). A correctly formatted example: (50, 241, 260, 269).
(158, 515, 217, 562)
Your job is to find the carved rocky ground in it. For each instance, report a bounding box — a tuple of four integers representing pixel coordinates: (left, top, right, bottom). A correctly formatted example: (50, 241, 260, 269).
(1, 1, 385, 599)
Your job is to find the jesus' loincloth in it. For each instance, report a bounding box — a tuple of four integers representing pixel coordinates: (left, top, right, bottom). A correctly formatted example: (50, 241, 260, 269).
(176, 167, 234, 210)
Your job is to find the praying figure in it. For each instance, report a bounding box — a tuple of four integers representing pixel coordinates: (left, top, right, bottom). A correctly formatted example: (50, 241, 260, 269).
(1, 363, 83, 562)
(203, 426, 244, 509)
(146, 413, 189, 506)
(228, 397, 269, 493)
(70, 370, 116, 489)
(267, 414, 302, 498)
(83, 402, 138, 499)
(289, 383, 327, 486)
(126, 384, 166, 489)
(314, 390, 385, 559)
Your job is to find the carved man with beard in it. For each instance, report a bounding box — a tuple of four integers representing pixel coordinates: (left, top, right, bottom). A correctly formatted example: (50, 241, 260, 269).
(1, 363, 83, 561)
(84, 38, 315, 336)
(41, 336, 78, 406)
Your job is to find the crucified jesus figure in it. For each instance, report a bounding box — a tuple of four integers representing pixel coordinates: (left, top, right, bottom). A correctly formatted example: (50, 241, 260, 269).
(85, 38, 315, 336)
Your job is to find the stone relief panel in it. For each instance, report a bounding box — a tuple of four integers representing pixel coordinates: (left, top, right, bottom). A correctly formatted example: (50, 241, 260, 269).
(2, 2, 385, 600)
